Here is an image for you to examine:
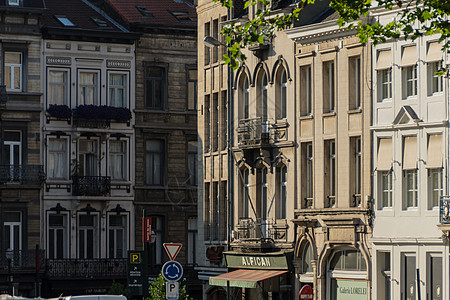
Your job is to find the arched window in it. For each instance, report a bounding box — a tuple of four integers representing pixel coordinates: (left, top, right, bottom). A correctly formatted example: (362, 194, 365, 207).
(279, 165, 287, 219)
(243, 168, 250, 218)
(280, 69, 287, 119)
(330, 249, 367, 271)
(302, 242, 313, 273)
(243, 76, 249, 119)
(261, 73, 268, 120)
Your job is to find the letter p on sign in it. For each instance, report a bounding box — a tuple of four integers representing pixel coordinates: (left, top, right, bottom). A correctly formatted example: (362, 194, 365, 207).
(166, 282, 179, 300)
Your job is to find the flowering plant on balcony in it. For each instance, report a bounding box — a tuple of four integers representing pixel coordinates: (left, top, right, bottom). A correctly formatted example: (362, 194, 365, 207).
(73, 105, 132, 122)
(47, 104, 72, 119)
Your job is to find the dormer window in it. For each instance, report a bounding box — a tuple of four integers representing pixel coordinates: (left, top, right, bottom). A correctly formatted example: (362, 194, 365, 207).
(169, 10, 196, 22)
(55, 15, 75, 27)
(91, 17, 108, 28)
(8, 0, 19, 6)
(136, 6, 154, 18)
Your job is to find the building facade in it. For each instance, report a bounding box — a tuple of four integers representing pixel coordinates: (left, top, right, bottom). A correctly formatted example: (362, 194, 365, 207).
(40, 0, 138, 295)
(370, 6, 449, 300)
(0, 0, 46, 296)
(286, 12, 373, 300)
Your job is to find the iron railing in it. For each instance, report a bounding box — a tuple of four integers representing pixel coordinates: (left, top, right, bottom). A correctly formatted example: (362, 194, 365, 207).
(73, 118, 110, 129)
(72, 175, 111, 196)
(0, 249, 45, 270)
(235, 218, 288, 242)
(47, 258, 126, 279)
(0, 165, 45, 185)
(237, 117, 270, 147)
(440, 196, 450, 224)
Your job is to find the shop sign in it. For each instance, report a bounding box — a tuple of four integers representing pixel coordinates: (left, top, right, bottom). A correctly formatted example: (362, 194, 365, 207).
(332, 279, 367, 300)
(225, 252, 293, 270)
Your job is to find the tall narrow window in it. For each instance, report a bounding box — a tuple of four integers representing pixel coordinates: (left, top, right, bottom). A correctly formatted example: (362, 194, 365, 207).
(278, 69, 287, 119)
(323, 61, 335, 113)
(402, 254, 416, 300)
(349, 56, 361, 109)
(150, 216, 164, 265)
(243, 76, 249, 119)
(260, 168, 268, 220)
(427, 254, 442, 300)
(219, 182, 227, 240)
(380, 69, 392, 100)
(204, 95, 210, 152)
(376, 50, 392, 101)
(48, 138, 68, 180)
(204, 183, 211, 240)
(48, 213, 67, 259)
(220, 91, 227, 151)
(5, 52, 22, 91)
(48, 70, 69, 106)
(187, 68, 197, 110)
(109, 140, 127, 181)
(108, 214, 127, 258)
(243, 169, 249, 218)
(204, 22, 210, 65)
(428, 61, 443, 95)
(212, 19, 219, 63)
(325, 140, 336, 207)
(300, 65, 312, 116)
(78, 139, 98, 176)
(187, 141, 198, 185)
(377, 138, 393, 209)
(351, 137, 362, 207)
(146, 139, 164, 185)
(403, 136, 417, 209)
(145, 66, 165, 109)
(262, 73, 268, 120)
(279, 166, 287, 219)
(302, 142, 313, 208)
(212, 182, 219, 240)
(78, 213, 98, 259)
(79, 71, 99, 105)
(109, 73, 127, 107)
(403, 65, 418, 98)
(427, 134, 443, 209)
(3, 130, 22, 182)
(212, 93, 218, 152)
(4, 211, 22, 252)
(187, 217, 197, 265)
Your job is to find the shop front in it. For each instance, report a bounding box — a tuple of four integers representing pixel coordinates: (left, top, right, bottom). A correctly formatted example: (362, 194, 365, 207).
(209, 251, 294, 299)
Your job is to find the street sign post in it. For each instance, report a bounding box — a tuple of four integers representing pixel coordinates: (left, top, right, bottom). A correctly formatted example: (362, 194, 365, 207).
(166, 282, 179, 300)
(161, 261, 183, 282)
(127, 251, 146, 296)
(299, 285, 313, 300)
(143, 217, 152, 243)
(163, 243, 182, 260)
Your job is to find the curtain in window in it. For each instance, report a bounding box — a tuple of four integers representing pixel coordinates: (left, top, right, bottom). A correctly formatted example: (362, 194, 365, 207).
(49, 139, 67, 179)
(109, 74, 125, 107)
(109, 141, 125, 180)
(80, 72, 98, 105)
(49, 71, 67, 105)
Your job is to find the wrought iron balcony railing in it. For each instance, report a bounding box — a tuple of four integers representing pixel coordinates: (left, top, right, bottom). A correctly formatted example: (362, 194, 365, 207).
(237, 117, 270, 147)
(0, 249, 45, 271)
(235, 218, 288, 243)
(440, 196, 450, 224)
(47, 258, 126, 279)
(0, 165, 45, 185)
(72, 175, 111, 196)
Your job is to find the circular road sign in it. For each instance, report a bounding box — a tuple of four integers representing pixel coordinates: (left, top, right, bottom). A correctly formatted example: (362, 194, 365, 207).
(162, 261, 183, 282)
(299, 285, 313, 300)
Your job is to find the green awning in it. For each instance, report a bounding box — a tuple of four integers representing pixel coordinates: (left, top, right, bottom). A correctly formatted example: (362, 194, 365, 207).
(209, 269, 288, 289)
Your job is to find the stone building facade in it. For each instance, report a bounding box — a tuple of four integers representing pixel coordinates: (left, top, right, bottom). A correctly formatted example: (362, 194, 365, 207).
(0, 0, 46, 296)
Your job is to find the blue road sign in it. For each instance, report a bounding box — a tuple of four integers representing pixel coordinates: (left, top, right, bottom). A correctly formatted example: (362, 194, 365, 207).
(162, 261, 183, 282)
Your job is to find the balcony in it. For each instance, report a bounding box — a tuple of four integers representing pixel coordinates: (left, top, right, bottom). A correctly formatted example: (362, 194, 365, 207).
(47, 258, 126, 279)
(440, 196, 450, 224)
(72, 175, 111, 196)
(0, 249, 45, 271)
(235, 218, 288, 243)
(237, 118, 270, 148)
(0, 165, 45, 185)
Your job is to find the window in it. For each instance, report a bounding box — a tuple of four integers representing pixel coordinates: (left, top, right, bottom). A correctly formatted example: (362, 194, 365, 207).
(149, 216, 164, 265)
(429, 169, 443, 209)
(48, 213, 68, 259)
(5, 52, 22, 91)
(427, 254, 442, 300)
(276, 69, 287, 119)
(204, 182, 211, 240)
(8, 0, 19, 6)
(220, 91, 227, 151)
(48, 69, 69, 106)
(212, 19, 219, 63)
(240, 76, 249, 119)
(187, 217, 197, 265)
(109, 140, 127, 181)
(78, 139, 98, 176)
(301, 142, 313, 208)
(325, 140, 336, 207)
(259, 167, 268, 220)
(108, 214, 127, 258)
(377, 138, 393, 209)
(48, 138, 69, 180)
(323, 61, 335, 113)
(212, 182, 219, 240)
(136, 6, 154, 17)
(402, 254, 416, 300)
(187, 140, 198, 185)
(330, 249, 367, 271)
(261, 73, 268, 120)
(403, 136, 417, 209)
(428, 61, 443, 95)
(55, 15, 75, 26)
(79, 71, 99, 105)
(403, 65, 418, 98)
(380, 171, 393, 209)
(349, 56, 361, 109)
(300, 65, 312, 116)
(3, 130, 22, 182)
(351, 137, 362, 207)
(187, 68, 197, 110)
(219, 182, 227, 240)
(428, 134, 443, 209)
(376, 251, 391, 300)
(278, 166, 287, 219)
(4, 211, 22, 252)
(109, 73, 127, 107)
(204, 22, 210, 65)
(78, 213, 98, 259)
(146, 139, 164, 185)
(212, 93, 218, 152)
(243, 168, 250, 218)
(145, 66, 166, 109)
(204, 95, 210, 152)
(302, 243, 313, 273)
(379, 68, 392, 101)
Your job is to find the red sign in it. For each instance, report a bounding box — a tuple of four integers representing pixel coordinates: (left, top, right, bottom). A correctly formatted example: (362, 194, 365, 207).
(143, 217, 152, 243)
(163, 243, 182, 260)
(299, 285, 313, 300)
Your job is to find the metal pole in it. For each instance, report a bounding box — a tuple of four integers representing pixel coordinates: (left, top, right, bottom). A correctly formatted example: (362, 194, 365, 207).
(143, 209, 148, 299)
(7, 258, 12, 295)
(35, 244, 40, 297)
(227, 280, 230, 300)
(416, 268, 421, 300)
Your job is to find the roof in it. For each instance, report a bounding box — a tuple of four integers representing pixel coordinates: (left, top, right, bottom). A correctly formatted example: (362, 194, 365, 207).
(105, 0, 196, 28)
(42, 0, 125, 32)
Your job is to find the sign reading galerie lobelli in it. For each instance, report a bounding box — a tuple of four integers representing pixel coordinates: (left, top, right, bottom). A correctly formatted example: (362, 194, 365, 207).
(224, 252, 294, 270)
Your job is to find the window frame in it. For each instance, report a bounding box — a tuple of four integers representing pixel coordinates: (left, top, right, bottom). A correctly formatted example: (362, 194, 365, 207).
(78, 69, 100, 106)
(402, 64, 418, 98)
(187, 140, 198, 186)
(107, 71, 129, 108)
(47, 211, 69, 259)
(349, 56, 361, 109)
(78, 138, 100, 177)
(186, 66, 197, 111)
(428, 168, 443, 209)
(4, 211, 22, 251)
(427, 61, 443, 96)
(379, 170, 393, 209)
(77, 211, 100, 259)
(47, 136, 70, 180)
(145, 139, 165, 186)
(403, 169, 418, 209)
(278, 68, 287, 120)
(300, 64, 312, 116)
(279, 165, 287, 219)
(107, 212, 129, 259)
(323, 61, 335, 113)
(144, 63, 168, 110)
(47, 67, 70, 107)
(378, 68, 392, 101)
(109, 139, 129, 182)
(4, 51, 23, 92)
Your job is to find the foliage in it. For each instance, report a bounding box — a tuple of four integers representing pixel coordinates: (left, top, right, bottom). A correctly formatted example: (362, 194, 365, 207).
(214, 0, 450, 72)
(147, 273, 193, 300)
(47, 104, 72, 119)
(73, 105, 132, 122)
(107, 280, 129, 298)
